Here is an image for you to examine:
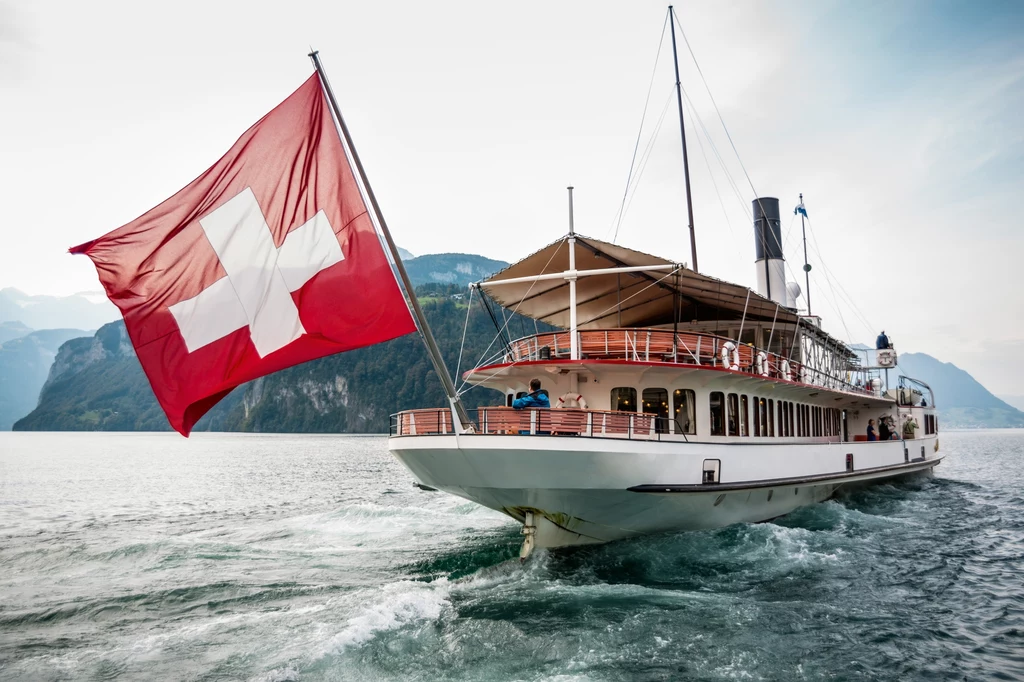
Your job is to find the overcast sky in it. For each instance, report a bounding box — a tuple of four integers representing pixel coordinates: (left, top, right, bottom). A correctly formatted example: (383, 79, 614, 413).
(2, 0, 1022, 393)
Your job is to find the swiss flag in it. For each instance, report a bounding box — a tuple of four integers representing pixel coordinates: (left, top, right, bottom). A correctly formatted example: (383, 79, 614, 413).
(71, 74, 417, 435)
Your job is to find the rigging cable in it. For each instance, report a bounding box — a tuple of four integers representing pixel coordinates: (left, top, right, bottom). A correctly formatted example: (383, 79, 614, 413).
(453, 284, 476, 383)
(804, 216, 877, 335)
(610, 13, 670, 243)
(456, 240, 565, 395)
(672, 10, 830, 339)
(683, 92, 740, 246)
(614, 88, 677, 240)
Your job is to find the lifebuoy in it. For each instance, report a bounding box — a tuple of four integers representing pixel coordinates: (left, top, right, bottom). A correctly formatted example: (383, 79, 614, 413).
(721, 341, 739, 370)
(755, 351, 769, 377)
(781, 359, 792, 381)
(555, 393, 588, 410)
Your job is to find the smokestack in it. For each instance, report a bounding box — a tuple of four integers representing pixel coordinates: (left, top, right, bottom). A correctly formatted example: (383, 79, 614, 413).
(753, 197, 788, 306)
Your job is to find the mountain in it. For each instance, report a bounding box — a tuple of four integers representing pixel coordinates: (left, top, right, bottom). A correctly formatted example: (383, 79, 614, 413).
(0, 288, 118, 331)
(999, 395, 1024, 413)
(0, 320, 33, 345)
(0, 327, 90, 429)
(895, 352, 1024, 428)
(14, 285, 522, 433)
(403, 254, 508, 287)
(12, 321, 241, 432)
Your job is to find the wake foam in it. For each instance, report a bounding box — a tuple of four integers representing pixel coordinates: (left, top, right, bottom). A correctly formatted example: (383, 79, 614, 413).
(321, 579, 452, 654)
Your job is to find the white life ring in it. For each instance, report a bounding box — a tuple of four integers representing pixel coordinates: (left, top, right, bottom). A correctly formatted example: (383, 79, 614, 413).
(781, 359, 792, 381)
(755, 351, 769, 377)
(555, 393, 588, 410)
(721, 341, 739, 371)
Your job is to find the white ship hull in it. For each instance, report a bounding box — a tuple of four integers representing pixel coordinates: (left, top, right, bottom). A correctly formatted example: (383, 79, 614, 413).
(390, 434, 943, 549)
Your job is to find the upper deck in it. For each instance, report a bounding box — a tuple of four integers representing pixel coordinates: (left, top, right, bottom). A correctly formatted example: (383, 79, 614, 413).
(464, 327, 875, 398)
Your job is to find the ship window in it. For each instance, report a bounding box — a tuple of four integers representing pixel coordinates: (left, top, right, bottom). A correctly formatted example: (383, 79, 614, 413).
(727, 393, 740, 436)
(767, 399, 775, 437)
(789, 403, 795, 437)
(673, 389, 696, 435)
(643, 388, 669, 433)
(758, 398, 768, 436)
(740, 395, 749, 437)
(710, 392, 725, 436)
(611, 387, 637, 412)
(752, 397, 761, 436)
(777, 400, 784, 437)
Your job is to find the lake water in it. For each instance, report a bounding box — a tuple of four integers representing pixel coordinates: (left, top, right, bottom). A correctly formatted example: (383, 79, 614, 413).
(1, 430, 1022, 681)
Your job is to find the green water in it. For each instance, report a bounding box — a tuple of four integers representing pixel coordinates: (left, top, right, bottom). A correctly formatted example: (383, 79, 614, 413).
(1, 431, 1022, 681)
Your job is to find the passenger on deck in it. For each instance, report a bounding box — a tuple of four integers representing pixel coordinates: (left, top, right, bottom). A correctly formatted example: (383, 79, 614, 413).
(867, 419, 878, 441)
(878, 418, 892, 441)
(512, 379, 551, 410)
(876, 331, 891, 350)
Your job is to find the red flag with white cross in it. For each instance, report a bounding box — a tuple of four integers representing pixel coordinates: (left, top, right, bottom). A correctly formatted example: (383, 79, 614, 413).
(70, 74, 417, 436)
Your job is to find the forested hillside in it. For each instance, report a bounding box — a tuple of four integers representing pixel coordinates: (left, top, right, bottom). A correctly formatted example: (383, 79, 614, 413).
(14, 285, 530, 433)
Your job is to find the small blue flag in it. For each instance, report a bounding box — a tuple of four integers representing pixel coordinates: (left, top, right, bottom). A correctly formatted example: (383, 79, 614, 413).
(794, 204, 808, 217)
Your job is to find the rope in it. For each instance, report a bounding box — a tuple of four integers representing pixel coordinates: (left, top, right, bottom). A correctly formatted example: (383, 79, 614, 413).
(456, 239, 565, 394)
(454, 284, 475, 382)
(577, 266, 683, 328)
(611, 13, 669, 243)
(612, 88, 676, 241)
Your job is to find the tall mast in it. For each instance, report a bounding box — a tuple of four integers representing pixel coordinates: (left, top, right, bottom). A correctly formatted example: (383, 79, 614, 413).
(669, 6, 698, 273)
(799, 193, 812, 315)
(309, 51, 471, 430)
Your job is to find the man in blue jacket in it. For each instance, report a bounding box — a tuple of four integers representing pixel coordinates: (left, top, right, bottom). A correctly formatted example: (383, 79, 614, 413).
(513, 379, 550, 409)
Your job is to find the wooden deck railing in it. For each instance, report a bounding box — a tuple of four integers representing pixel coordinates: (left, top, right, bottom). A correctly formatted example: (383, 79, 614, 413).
(392, 407, 666, 440)
(499, 328, 870, 395)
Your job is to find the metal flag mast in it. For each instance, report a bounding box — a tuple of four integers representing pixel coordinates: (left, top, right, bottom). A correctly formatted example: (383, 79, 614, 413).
(308, 50, 472, 430)
(669, 5, 698, 274)
(798, 192, 812, 316)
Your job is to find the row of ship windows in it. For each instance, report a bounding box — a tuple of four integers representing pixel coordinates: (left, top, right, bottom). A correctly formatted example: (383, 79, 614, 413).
(606, 387, 839, 438)
(708, 392, 841, 438)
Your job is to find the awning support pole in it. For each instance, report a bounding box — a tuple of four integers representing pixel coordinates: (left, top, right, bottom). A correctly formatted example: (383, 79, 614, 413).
(568, 186, 578, 361)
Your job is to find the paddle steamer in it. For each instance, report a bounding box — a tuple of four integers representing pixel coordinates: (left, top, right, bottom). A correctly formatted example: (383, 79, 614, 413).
(385, 10, 942, 557)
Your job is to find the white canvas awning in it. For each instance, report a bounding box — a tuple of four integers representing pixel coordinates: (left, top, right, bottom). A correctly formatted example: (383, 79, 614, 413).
(479, 234, 800, 330)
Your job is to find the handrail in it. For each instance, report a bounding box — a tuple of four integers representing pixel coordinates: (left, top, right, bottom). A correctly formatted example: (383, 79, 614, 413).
(498, 328, 873, 396)
(392, 407, 683, 440)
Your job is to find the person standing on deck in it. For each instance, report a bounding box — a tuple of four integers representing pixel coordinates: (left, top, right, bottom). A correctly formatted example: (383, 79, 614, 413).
(867, 419, 878, 441)
(513, 379, 550, 410)
(876, 331, 891, 349)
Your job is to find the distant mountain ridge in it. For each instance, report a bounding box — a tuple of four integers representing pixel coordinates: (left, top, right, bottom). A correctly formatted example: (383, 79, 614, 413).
(0, 327, 90, 429)
(0, 288, 118, 330)
(896, 352, 1024, 428)
(403, 253, 508, 287)
(13, 285, 515, 433)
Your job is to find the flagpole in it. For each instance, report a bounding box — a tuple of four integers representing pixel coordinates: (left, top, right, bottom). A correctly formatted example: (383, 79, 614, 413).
(308, 50, 472, 430)
(799, 193, 812, 316)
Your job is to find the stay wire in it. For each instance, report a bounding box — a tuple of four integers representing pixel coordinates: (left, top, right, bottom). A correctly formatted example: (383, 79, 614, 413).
(683, 93, 739, 246)
(456, 240, 565, 395)
(616, 88, 676, 238)
(611, 13, 670, 243)
(673, 13, 819, 335)
(805, 217, 876, 335)
(454, 284, 475, 382)
(577, 266, 683, 328)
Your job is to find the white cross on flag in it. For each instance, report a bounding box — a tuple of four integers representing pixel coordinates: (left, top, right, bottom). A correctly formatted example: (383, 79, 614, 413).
(71, 74, 416, 435)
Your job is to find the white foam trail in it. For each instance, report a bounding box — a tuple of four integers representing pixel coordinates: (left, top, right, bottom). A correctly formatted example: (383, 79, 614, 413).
(322, 579, 452, 654)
